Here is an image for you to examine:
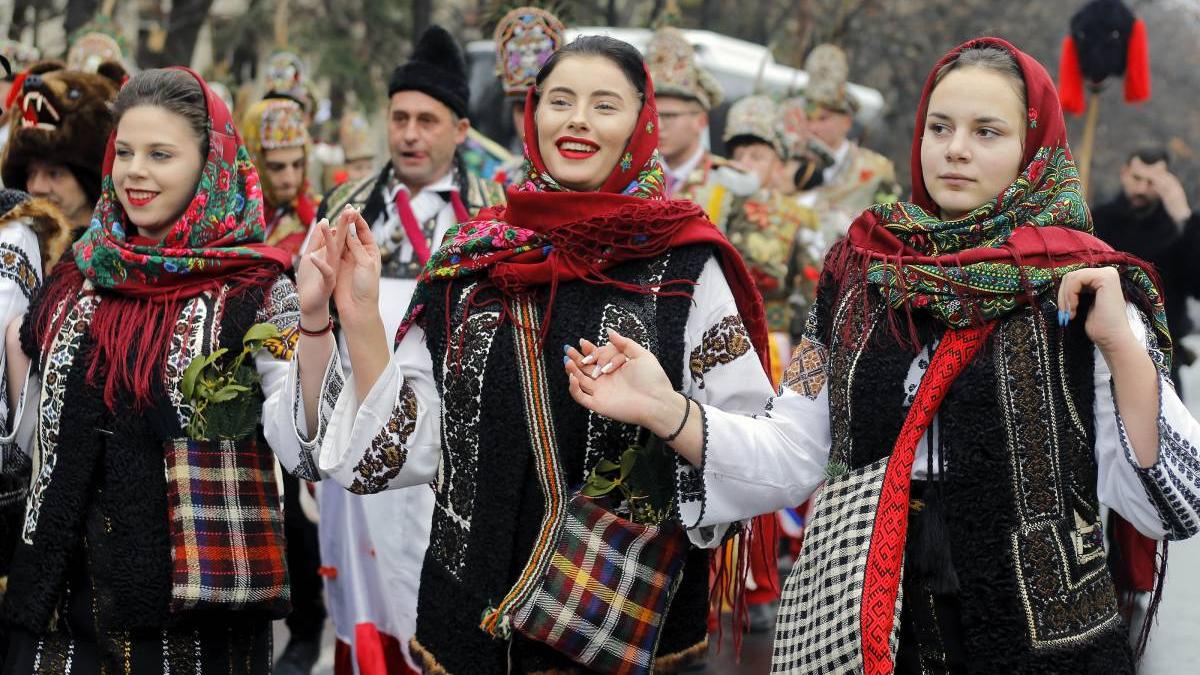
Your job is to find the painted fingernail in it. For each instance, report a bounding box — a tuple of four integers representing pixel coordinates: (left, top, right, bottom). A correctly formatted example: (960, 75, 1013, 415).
(600, 362, 614, 374)
(581, 353, 596, 365)
(563, 355, 571, 365)
(1057, 309, 1069, 326)
(591, 365, 602, 378)
(563, 344, 571, 355)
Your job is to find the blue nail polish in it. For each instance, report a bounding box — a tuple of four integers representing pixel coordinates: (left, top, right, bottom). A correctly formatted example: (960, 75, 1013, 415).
(1058, 309, 1069, 327)
(563, 354, 570, 364)
(563, 344, 570, 354)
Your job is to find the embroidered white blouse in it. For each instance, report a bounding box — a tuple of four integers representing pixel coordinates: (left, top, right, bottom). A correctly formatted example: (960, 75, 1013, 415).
(287, 257, 776, 501)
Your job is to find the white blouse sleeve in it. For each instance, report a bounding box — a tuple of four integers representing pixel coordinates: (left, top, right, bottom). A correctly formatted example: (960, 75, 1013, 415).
(316, 323, 442, 494)
(674, 256, 830, 547)
(0, 221, 45, 465)
(1096, 302, 1200, 540)
(254, 276, 341, 482)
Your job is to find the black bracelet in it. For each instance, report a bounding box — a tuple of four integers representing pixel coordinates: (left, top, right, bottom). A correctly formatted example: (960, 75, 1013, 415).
(662, 393, 692, 442)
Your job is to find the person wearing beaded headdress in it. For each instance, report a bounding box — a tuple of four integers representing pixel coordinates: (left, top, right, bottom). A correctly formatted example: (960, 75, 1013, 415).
(67, 32, 125, 74)
(338, 107, 378, 185)
(491, 6, 567, 185)
(647, 26, 753, 233)
(243, 98, 319, 260)
(803, 43, 900, 243)
(252, 54, 329, 675)
(723, 96, 823, 377)
(304, 26, 505, 674)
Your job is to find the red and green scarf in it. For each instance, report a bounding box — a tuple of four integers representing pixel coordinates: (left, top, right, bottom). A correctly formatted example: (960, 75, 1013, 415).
(400, 75, 770, 381)
(34, 67, 290, 408)
(834, 38, 1168, 355)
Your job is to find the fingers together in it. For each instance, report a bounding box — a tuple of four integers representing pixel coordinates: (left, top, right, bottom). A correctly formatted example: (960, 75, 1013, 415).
(562, 336, 628, 379)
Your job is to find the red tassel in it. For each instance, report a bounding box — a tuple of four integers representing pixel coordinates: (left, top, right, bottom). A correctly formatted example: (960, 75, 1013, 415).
(1124, 18, 1151, 103)
(1058, 35, 1086, 115)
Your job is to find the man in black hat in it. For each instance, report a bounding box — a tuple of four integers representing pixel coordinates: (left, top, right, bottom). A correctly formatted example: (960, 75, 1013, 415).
(305, 25, 505, 674)
(317, 25, 504, 281)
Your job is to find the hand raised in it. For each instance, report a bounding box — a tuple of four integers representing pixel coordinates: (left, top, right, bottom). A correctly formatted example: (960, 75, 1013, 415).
(296, 217, 347, 318)
(332, 207, 383, 329)
(1149, 167, 1191, 224)
(1058, 267, 1138, 355)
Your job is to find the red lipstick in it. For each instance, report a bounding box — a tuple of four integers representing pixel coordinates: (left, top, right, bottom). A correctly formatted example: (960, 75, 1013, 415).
(555, 136, 599, 160)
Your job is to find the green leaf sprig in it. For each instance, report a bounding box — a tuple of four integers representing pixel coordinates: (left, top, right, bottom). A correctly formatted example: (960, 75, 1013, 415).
(180, 322, 281, 440)
(582, 437, 677, 526)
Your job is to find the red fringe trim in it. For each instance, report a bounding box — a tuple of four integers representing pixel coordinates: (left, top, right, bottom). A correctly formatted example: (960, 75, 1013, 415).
(32, 261, 282, 411)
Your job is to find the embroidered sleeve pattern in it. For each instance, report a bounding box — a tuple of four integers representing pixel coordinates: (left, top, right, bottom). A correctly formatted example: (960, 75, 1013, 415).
(0, 243, 38, 300)
(781, 336, 830, 399)
(675, 403, 709, 529)
(688, 314, 752, 389)
(348, 381, 419, 495)
(256, 277, 301, 361)
(289, 349, 344, 481)
(1114, 376, 1200, 539)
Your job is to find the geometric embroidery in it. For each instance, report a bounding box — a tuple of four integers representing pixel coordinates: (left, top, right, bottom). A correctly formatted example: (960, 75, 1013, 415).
(997, 311, 1120, 649)
(780, 336, 828, 399)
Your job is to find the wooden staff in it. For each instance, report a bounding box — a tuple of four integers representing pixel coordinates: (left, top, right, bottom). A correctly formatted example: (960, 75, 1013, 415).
(1077, 90, 1101, 199)
(101, 0, 117, 18)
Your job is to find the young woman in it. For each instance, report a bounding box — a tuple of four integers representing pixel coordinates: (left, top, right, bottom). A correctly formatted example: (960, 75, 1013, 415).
(293, 36, 773, 673)
(565, 38, 1200, 673)
(0, 68, 311, 673)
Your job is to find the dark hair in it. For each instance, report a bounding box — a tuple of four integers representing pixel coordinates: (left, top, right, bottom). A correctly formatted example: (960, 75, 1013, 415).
(1128, 146, 1169, 167)
(534, 35, 647, 101)
(933, 45, 1026, 108)
(111, 69, 209, 154)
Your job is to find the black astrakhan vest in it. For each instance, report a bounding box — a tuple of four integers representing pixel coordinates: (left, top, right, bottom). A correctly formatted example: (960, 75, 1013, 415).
(814, 273, 1134, 674)
(414, 244, 714, 674)
(2, 284, 280, 634)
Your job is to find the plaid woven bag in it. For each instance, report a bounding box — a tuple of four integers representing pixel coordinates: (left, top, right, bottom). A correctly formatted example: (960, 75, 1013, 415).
(511, 494, 688, 675)
(163, 437, 291, 616)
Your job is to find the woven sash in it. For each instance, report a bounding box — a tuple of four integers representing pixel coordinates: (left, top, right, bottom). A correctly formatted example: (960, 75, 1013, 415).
(479, 298, 568, 637)
(860, 322, 994, 675)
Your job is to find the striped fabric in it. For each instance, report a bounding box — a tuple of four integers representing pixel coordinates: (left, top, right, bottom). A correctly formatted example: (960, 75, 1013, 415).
(164, 437, 290, 614)
(514, 494, 687, 675)
(483, 298, 690, 674)
(480, 299, 568, 636)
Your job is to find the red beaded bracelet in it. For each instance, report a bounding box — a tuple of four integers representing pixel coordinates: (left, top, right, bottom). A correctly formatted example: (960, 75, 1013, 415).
(298, 316, 334, 337)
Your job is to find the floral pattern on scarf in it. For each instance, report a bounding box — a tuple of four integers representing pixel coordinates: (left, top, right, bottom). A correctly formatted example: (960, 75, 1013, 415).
(73, 67, 290, 296)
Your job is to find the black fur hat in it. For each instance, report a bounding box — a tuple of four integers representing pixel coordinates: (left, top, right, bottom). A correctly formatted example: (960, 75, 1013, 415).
(387, 25, 470, 119)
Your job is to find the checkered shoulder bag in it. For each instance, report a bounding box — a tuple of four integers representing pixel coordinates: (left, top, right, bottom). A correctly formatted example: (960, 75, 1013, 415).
(478, 299, 688, 674)
(163, 437, 290, 616)
(511, 493, 688, 674)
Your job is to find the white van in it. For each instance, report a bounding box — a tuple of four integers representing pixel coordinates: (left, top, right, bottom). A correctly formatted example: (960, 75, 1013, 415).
(465, 27, 885, 155)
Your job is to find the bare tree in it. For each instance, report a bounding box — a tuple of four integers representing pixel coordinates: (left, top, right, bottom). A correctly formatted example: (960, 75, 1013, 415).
(138, 0, 217, 69)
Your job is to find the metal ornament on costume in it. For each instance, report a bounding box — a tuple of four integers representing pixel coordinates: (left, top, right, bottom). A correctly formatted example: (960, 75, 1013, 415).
(493, 7, 566, 98)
